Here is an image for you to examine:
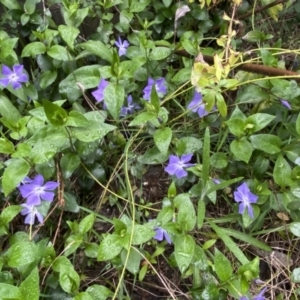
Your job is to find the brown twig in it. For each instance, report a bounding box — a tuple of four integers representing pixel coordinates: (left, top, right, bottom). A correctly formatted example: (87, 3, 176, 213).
(238, 0, 287, 20)
(175, 50, 300, 81)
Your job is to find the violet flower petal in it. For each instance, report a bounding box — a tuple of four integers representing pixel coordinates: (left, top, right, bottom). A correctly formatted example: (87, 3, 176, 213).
(40, 191, 55, 202)
(280, 99, 291, 109)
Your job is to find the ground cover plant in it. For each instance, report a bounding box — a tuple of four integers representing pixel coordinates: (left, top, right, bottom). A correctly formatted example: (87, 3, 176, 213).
(1, 0, 300, 299)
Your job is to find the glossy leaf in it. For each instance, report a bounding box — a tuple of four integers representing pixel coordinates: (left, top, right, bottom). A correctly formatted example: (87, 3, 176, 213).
(59, 65, 101, 102)
(2, 158, 30, 196)
(19, 267, 39, 300)
(47, 45, 72, 61)
(209, 222, 249, 264)
(97, 234, 124, 261)
(174, 234, 195, 273)
(104, 82, 124, 120)
(274, 155, 292, 188)
(22, 42, 47, 57)
(86, 284, 113, 300)
(230, 138, 252, 163)
(43, 100, 68, 126)
(154, 127, 172, 154)
(58, 25, 80, 50)
(214, 248, 232, 282)
(174, 194, 196, 232)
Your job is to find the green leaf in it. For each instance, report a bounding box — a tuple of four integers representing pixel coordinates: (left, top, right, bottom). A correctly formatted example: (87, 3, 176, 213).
(70, 112, 116, 142)
(22, 42, 47, 57)
(79, 214, 95, 235)
(129, 112, 157, 126)
(245, 113, 275, 133)
(296, 113, 300, 135)
(242, 30, 270, 43)
(19, 267, 39, 300)
(60, 153, 81, 179)
(58, 25, 79, 50)
(73, 292, 93, 300)
(226, 118, 245, 137)
(43, 100, 68, 126)
(65, 111, 89, 127)
(0, 94, 22, 122)
(236, 84, 270, 104)
(64, 192, 80, 213)
(202, 127, 210, 184)
(214, 248, 232, 282)
(210, 153, 228, 169)
(128, 224, 155, 245)
(0, 0, 20, 9)
(0, 138, 15, 154)
(221, 228, 272, 252)
(97, 234, 124, 261)
(174, 234, 195, 273)
(238, 257, 260, 281)
(47, 45, 72, 61)
(175, 137, 202, 155)
(149, 47, 172, 61)
(59, 65, 101, 102)
(121, 248, 142, 275)
(274, 155, 292, 188)
(0, 283, 21, 299)
(137, 145, 169, 164)
(62, 6, 89, 28)
(52, 256, 73, 272)
(1, 205, 22, 225)
(291, 268, 300, 283)
(130, 0, 151, 12)
(154, 127, 172, 154)
(76, 41, 113, 63)
(64, 234, 83, 257)
(24, 0, 36, 14)
(206, 177, 244, 194)
(2, 158, 30, 196)
(157, 206, 174, 224)
(39, 70, 57, 90)
(230, 138, 252, 163)
(6, 241, 38, 268)
(174, 194, 196, 232)
(250, 134, 281, 154)
(172, 67, 191, 84)
(104, 83, 124, 120)
(261, 0, 283, 21)
(86, 285, 113, 300)
(59, 268, 80, 294)
(197, 200, 205, 229)
(216, 92, 227, 117)
(209, 222, 249, 264)
(26, 125, 69, 163)
(290, 222, 300, 237)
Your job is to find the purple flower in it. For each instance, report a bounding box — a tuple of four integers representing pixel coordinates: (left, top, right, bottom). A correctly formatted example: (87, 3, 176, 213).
(280, 99, 291, 109)
(0, 65, 28, 90)
(253, 288, 267, 300)
(240, 287, 267, 300)
(18, 174, 59, 206)
(154, 227, 172, 244)
(92, 79, 109, 103)
(212, 178, 221, 184)
(234, 182, 258, 219)
(188, 91, 210, 118)
(120, 95, 140, 116)
(142, 77, 167, 100)
(115, 37, 129, 56)
(20, 203, 43, 225)
(164, 154, 195, 179)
